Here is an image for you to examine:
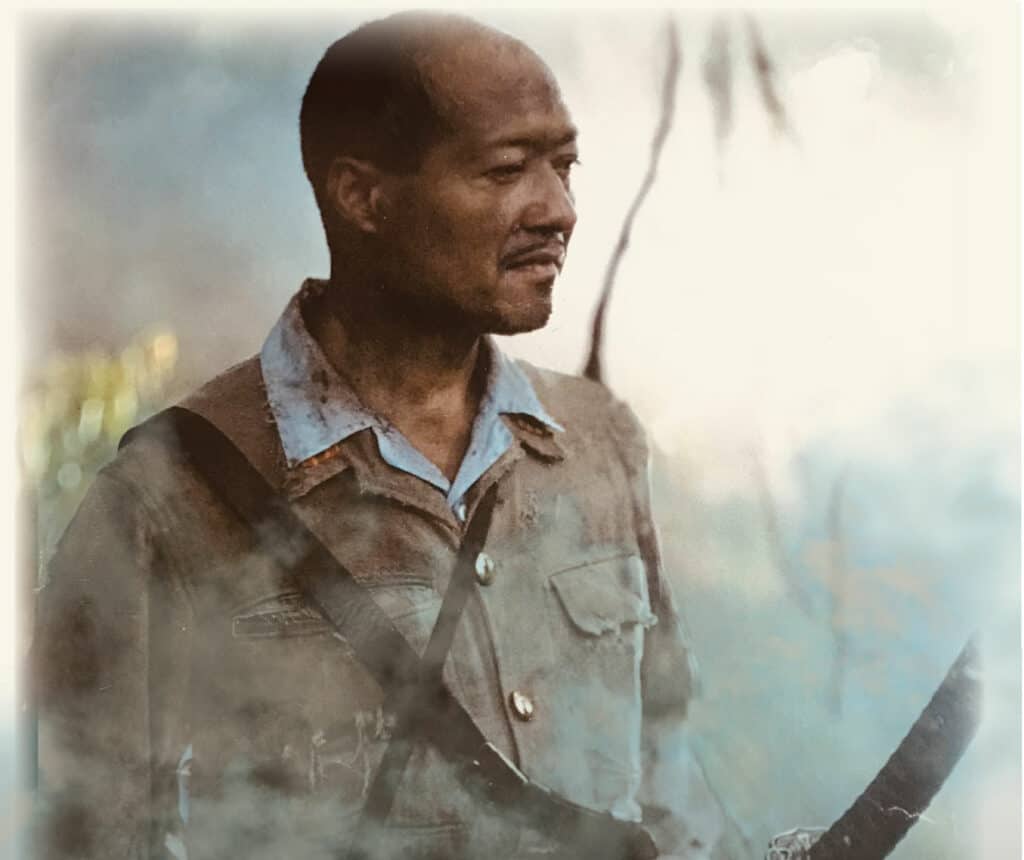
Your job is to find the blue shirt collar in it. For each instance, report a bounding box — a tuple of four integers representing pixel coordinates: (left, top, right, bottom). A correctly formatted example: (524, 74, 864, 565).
(260, 280, 562, 501)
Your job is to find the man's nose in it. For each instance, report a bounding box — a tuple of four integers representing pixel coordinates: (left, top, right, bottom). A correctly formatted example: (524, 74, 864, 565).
(520, 165, 577, 237)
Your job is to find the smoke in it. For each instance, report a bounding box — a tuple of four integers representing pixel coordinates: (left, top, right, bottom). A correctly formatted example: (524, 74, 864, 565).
(18, 9, 1019, 859)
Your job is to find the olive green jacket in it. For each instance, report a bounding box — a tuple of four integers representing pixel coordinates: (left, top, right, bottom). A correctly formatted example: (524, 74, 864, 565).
(34, 356, 727, 859)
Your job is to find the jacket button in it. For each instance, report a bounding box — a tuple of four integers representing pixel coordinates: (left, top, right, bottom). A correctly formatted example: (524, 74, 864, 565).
(509, 690, 535, 721)
(474, 552, 496, 586)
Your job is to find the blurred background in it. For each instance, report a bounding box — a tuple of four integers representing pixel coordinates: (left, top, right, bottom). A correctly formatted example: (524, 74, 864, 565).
(12, 7, 1020, 858)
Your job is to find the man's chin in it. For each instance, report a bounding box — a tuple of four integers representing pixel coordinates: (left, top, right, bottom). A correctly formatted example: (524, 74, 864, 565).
(483, 275, 556, 334)
(485, 296, 553, 335)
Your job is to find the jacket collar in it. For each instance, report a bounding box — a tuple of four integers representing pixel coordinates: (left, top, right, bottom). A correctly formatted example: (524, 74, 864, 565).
(502, 413, 566, 462)
(261, 280, 565, 499)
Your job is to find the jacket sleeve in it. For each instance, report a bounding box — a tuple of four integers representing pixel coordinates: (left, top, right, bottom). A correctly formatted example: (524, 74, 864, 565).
(608, 399, 732, 859)
(32, 468, 194, 860)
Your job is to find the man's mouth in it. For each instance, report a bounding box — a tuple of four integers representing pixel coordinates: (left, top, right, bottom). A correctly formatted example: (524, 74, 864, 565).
(501, 245, 566, 277)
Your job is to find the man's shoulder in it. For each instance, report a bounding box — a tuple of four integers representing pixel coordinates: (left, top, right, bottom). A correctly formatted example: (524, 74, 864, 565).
(513, 359, 649, 459)
(514, 359, 607, 408)
(109, 355, 282, 493)
(179, 355, 270, 431)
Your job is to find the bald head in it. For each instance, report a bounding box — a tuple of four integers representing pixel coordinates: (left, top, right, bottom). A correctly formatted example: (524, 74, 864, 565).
(300, 12, 561, 219)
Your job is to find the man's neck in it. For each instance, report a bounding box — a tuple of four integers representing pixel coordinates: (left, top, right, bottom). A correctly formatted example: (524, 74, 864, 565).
(306, 279, 487, 483)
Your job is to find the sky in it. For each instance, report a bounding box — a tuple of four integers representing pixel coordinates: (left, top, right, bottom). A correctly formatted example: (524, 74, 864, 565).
(9, 6, 1022, 858)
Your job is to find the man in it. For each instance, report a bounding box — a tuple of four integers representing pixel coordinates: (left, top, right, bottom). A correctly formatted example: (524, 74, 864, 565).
(34, 12, 734, 859)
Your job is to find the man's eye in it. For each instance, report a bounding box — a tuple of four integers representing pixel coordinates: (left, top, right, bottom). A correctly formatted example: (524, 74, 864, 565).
(553, 157, 581, 180)
(485, 162, 526, 182)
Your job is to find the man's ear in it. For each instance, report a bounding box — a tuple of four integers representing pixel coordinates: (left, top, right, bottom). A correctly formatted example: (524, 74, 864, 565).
(325, 156, 389, 234)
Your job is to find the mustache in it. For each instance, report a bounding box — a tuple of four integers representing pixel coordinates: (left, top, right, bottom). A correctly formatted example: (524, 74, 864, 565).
(501, 237, 568, 267)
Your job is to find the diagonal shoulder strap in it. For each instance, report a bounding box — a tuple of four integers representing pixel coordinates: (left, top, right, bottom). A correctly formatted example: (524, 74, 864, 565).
(123, 406, 659, 860)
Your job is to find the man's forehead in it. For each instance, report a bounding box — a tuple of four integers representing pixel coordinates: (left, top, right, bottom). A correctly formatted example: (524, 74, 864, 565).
(418, 31, 573, 145)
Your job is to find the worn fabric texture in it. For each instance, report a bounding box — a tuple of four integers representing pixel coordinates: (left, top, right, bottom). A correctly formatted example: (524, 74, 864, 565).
(33, 352, 729, 859)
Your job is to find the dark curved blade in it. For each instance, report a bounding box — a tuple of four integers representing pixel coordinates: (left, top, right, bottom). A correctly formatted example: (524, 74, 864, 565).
(809, 636, 982, 859)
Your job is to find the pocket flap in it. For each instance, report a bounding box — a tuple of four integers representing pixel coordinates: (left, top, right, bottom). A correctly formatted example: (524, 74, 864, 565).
(550, 555, 657, 636)
(232, 591, 332, 639)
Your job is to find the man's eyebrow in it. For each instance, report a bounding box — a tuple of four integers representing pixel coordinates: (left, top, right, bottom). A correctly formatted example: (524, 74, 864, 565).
(485, 129, 579, 150)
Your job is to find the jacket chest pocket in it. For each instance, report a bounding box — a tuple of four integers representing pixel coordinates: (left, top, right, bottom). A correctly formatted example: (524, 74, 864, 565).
(539, 553, 656, 815)
(549, 554, 656, 657)
(223, 581, 444, 763)
(223, 580, 443, 719)
(546, 553, 656, 721)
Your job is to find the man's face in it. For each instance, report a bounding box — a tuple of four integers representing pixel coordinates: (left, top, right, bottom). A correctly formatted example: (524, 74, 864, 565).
(376, 37, 578, 335)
